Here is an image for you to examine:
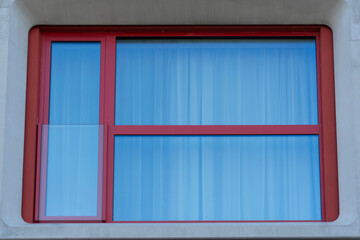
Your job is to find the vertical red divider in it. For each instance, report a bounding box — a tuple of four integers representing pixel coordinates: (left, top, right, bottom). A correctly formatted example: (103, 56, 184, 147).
(104, 35, 117, 222)
(319, 27, 339, 222)
(22, 27, 41, 223)
(99, 37, 106, 221)
(35, 34, 51, 222)
(316, 32, 326, 221)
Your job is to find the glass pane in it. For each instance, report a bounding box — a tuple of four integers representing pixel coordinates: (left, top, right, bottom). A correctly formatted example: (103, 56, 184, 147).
(42, 42, 102, 219)
(115, 39, 318, 125)
(49, 42, 101, 124)
(113, 135, 321, 221)
(40, 125, 103, 217)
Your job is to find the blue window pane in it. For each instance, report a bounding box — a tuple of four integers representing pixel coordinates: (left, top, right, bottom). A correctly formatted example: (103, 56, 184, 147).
(42, 42, 102, 218)
(115, 39, 318, 125)
(42, 125, 102, 217)
(113, 135, 321, 221)
(49, 42, 101, 124)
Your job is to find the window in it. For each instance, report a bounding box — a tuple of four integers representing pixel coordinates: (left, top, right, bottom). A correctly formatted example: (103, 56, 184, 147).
(22, 26, 338, 223)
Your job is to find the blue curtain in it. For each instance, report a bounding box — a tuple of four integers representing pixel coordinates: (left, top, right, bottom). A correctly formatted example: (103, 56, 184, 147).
(115, 39, 318, 125)
(44, 42, 101, 217)
(113, 135, 321, 221)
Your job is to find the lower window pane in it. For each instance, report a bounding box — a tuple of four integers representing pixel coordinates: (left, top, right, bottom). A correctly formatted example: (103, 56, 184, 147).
(113, 135, 321, 221)
(40, 125, 103, 218)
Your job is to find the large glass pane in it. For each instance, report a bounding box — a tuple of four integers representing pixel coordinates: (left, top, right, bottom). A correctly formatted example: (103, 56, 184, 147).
(49, 42, 100, 124)
(40, 125, 103, 217)
(113, 135, 321, 221)
(115, 39, 318, 125)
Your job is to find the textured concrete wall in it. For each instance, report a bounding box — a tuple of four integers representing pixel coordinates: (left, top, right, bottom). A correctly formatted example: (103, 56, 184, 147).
(0, 0, 359, 238)
(350, 0, 360, 233)
(0, 0, 10, 226)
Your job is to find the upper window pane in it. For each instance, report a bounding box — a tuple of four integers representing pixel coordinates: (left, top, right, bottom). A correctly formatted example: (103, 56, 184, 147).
(49, 42, 101, 124)
(115, 39, 318, 125)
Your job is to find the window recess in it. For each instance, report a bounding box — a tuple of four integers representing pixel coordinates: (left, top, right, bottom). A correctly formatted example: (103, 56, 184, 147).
(22, 26, 338, 223)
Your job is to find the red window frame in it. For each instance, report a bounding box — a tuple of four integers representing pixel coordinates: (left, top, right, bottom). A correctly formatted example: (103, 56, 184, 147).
(22, 25, 338, 223)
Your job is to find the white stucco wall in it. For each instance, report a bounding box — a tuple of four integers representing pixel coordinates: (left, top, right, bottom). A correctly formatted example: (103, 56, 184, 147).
(0, 0, 359, 238)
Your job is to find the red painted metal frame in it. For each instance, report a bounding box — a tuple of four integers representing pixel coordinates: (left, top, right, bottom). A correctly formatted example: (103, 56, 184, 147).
(319, 27, 339, 222)
(112, 125, 319, 135)
(34, 34, 106, 222)
(104, 35, 117, 224)
(22, 25, 339, 224)
(23, 28, 40, 223)
(315, 32, 326, 221)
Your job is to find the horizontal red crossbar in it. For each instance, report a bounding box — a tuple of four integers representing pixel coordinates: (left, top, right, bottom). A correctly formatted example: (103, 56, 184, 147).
(112, 125, 319, 135)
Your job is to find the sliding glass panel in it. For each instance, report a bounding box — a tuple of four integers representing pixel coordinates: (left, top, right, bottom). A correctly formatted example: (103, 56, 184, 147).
(49, 42, 101, 124)
(115, 39, 318, 125)
(40, 125, 103, 217)
(113, 135, 321, 221)
(40, 42, 102, 219)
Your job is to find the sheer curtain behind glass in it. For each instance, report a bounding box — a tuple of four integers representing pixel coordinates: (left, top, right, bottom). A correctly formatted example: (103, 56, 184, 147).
(114, 39, 321, 221)
(115, 40, 318, 125)
(42, 42, 101, 217)
(113, 135, 320, 221)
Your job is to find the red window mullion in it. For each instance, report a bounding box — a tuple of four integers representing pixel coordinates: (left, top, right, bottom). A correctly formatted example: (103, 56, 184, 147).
(315, 32, 326, 221)
(104, 34, 117, 223)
